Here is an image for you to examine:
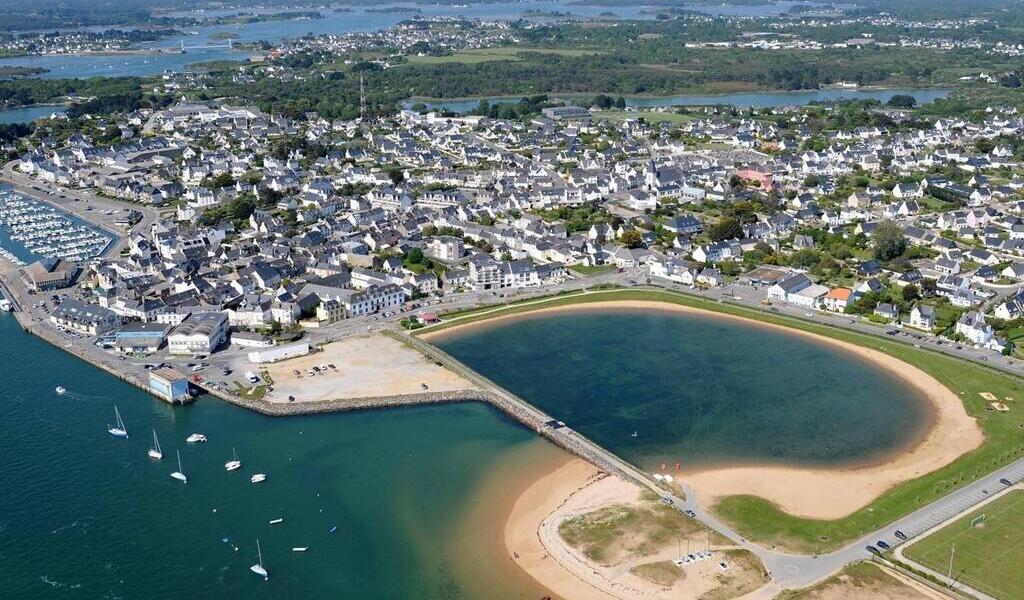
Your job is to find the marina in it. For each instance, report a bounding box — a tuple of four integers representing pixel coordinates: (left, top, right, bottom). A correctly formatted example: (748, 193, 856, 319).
(0, 187, 114, 265)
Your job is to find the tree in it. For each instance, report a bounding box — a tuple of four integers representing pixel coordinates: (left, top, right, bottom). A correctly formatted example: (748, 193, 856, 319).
(872, 220, 907, 262)
(902, 284, 920, 303)
(709, 217, 743, 242)
(619, 229, 644, 249)
(886, 94, 917, 109)
(404, 247, 424, 264)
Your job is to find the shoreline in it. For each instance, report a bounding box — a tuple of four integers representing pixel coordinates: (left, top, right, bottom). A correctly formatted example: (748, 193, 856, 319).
(425, 299, 984, 520)
(504, 457, 627, 600)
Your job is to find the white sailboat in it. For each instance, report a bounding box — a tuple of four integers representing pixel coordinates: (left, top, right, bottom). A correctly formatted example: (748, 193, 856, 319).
(185, 433, 207, 443)
(250, 473, 267, 484)
(170, 450, 187, 483)
(225, 447, 242, 471)
(250, 538, 269, 580)
(107, 405, 128, 438)
(148, 430, 163, 460)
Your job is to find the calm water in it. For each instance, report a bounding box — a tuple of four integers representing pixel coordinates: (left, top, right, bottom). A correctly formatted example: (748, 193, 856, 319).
(0, 314, 552, 599)
(407, 88, 951, 113)
(0, 1, 654, 79)
(0, 105, 67, 125)
(436, 308, 933, 471)
(0, 1, 833, 79)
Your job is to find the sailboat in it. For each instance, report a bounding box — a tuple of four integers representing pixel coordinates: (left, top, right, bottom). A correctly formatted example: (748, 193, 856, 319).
(170, 450, 187, 483)
(250, 538, 269, 580)
(148, 430, 163, 460)
(224, 447, 241, 472)
(107, 405, 128, 438)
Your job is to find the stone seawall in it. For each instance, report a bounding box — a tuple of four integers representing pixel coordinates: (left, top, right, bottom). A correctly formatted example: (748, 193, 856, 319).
(1, 266, 671, 501)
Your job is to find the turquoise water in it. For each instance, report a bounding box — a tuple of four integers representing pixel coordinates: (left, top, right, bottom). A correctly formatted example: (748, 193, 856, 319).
(0, 315, 547, 599)
(406, 88, 951, 113)
(436, 308, 933, 471)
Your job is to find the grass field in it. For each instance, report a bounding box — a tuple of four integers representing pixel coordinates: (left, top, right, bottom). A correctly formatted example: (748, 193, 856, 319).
(418, 288, 1024, 553)
(568, 264, 619, 276)
(406, 47, 604, 65)
(905, 490, 1024, 600)
(594, 110, 695, 124)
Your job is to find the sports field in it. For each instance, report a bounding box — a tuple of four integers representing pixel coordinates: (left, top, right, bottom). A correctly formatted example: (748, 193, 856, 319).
(905, 489, 1024, 600)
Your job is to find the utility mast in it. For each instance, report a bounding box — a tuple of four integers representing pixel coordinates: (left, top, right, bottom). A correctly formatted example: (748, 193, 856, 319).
(359, 73, 367, 121)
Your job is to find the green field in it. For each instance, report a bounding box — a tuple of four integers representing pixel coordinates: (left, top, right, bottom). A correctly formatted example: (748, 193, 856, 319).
(419, 288, 1024, 553)
(406, 47, 604, 65)
(594, 110, 694, 124)
(905, 490, 1024, 600)
(568, 264, 619, 276)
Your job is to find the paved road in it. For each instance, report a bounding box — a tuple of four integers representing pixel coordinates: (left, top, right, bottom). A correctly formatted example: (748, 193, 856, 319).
(7, 170, 1024, 590)
(675, 457, 1024, 589)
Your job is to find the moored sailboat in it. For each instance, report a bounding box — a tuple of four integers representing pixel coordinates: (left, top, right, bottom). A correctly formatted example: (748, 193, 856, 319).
(148, 430, 163, 460)
(250, 538, 269, 580)
(224, 447, 241, 471)
(170, 450, 187, 483)
(107, 405, 128, 438)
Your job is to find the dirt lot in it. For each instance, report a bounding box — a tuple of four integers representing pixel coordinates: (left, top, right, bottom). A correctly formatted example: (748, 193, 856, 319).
(262, 334, 476, 403)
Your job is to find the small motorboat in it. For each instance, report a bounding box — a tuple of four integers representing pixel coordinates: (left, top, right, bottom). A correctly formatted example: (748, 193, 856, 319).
(186, 433, 207, 443)
(250, 473, 267, 484)
(55, 386, 66, 395)
(269, 518, 283, 525)
(292, 547, 307, 552)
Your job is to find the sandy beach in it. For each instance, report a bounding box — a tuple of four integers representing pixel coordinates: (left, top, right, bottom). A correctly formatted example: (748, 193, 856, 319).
(505, 456, 770, 600)
(504, 458, 651, 600)
(429, 298, 985, 519)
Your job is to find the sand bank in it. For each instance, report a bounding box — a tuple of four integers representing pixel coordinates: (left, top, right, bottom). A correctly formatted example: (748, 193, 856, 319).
(431, 299, 984, 519)
(505, 457, 770, 600)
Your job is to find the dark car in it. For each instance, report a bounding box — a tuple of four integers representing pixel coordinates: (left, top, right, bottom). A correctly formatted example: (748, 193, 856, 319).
(894, 530, 908, 541)
(865, 545, 879, 554)
(876, 540, 890, 550)
(1000, 478, 1012, 486)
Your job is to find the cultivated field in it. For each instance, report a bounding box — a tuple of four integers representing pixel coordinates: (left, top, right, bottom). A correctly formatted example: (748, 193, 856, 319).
(406, 46, 604, 65)
(905, 489, 1024, 600)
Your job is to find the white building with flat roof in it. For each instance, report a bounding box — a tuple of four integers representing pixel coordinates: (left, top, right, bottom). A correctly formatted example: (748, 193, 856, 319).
(167, 311, 229, 355)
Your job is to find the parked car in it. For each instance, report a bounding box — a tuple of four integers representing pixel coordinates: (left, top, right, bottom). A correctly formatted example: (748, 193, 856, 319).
(894, 530, 907, 541)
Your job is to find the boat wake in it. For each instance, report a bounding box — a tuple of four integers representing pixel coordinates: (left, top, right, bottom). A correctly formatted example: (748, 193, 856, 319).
(50, 521, 78, 535)
(39, 575, 81, 590)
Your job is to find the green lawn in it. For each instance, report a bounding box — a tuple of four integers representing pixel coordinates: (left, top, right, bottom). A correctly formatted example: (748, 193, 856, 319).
(406, 46, 604, 65)
(418, 288, 1024, 553)
(569, 264, 619, 276)
(594, 110, 694, 124)
(905, 490, 1024, 600)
